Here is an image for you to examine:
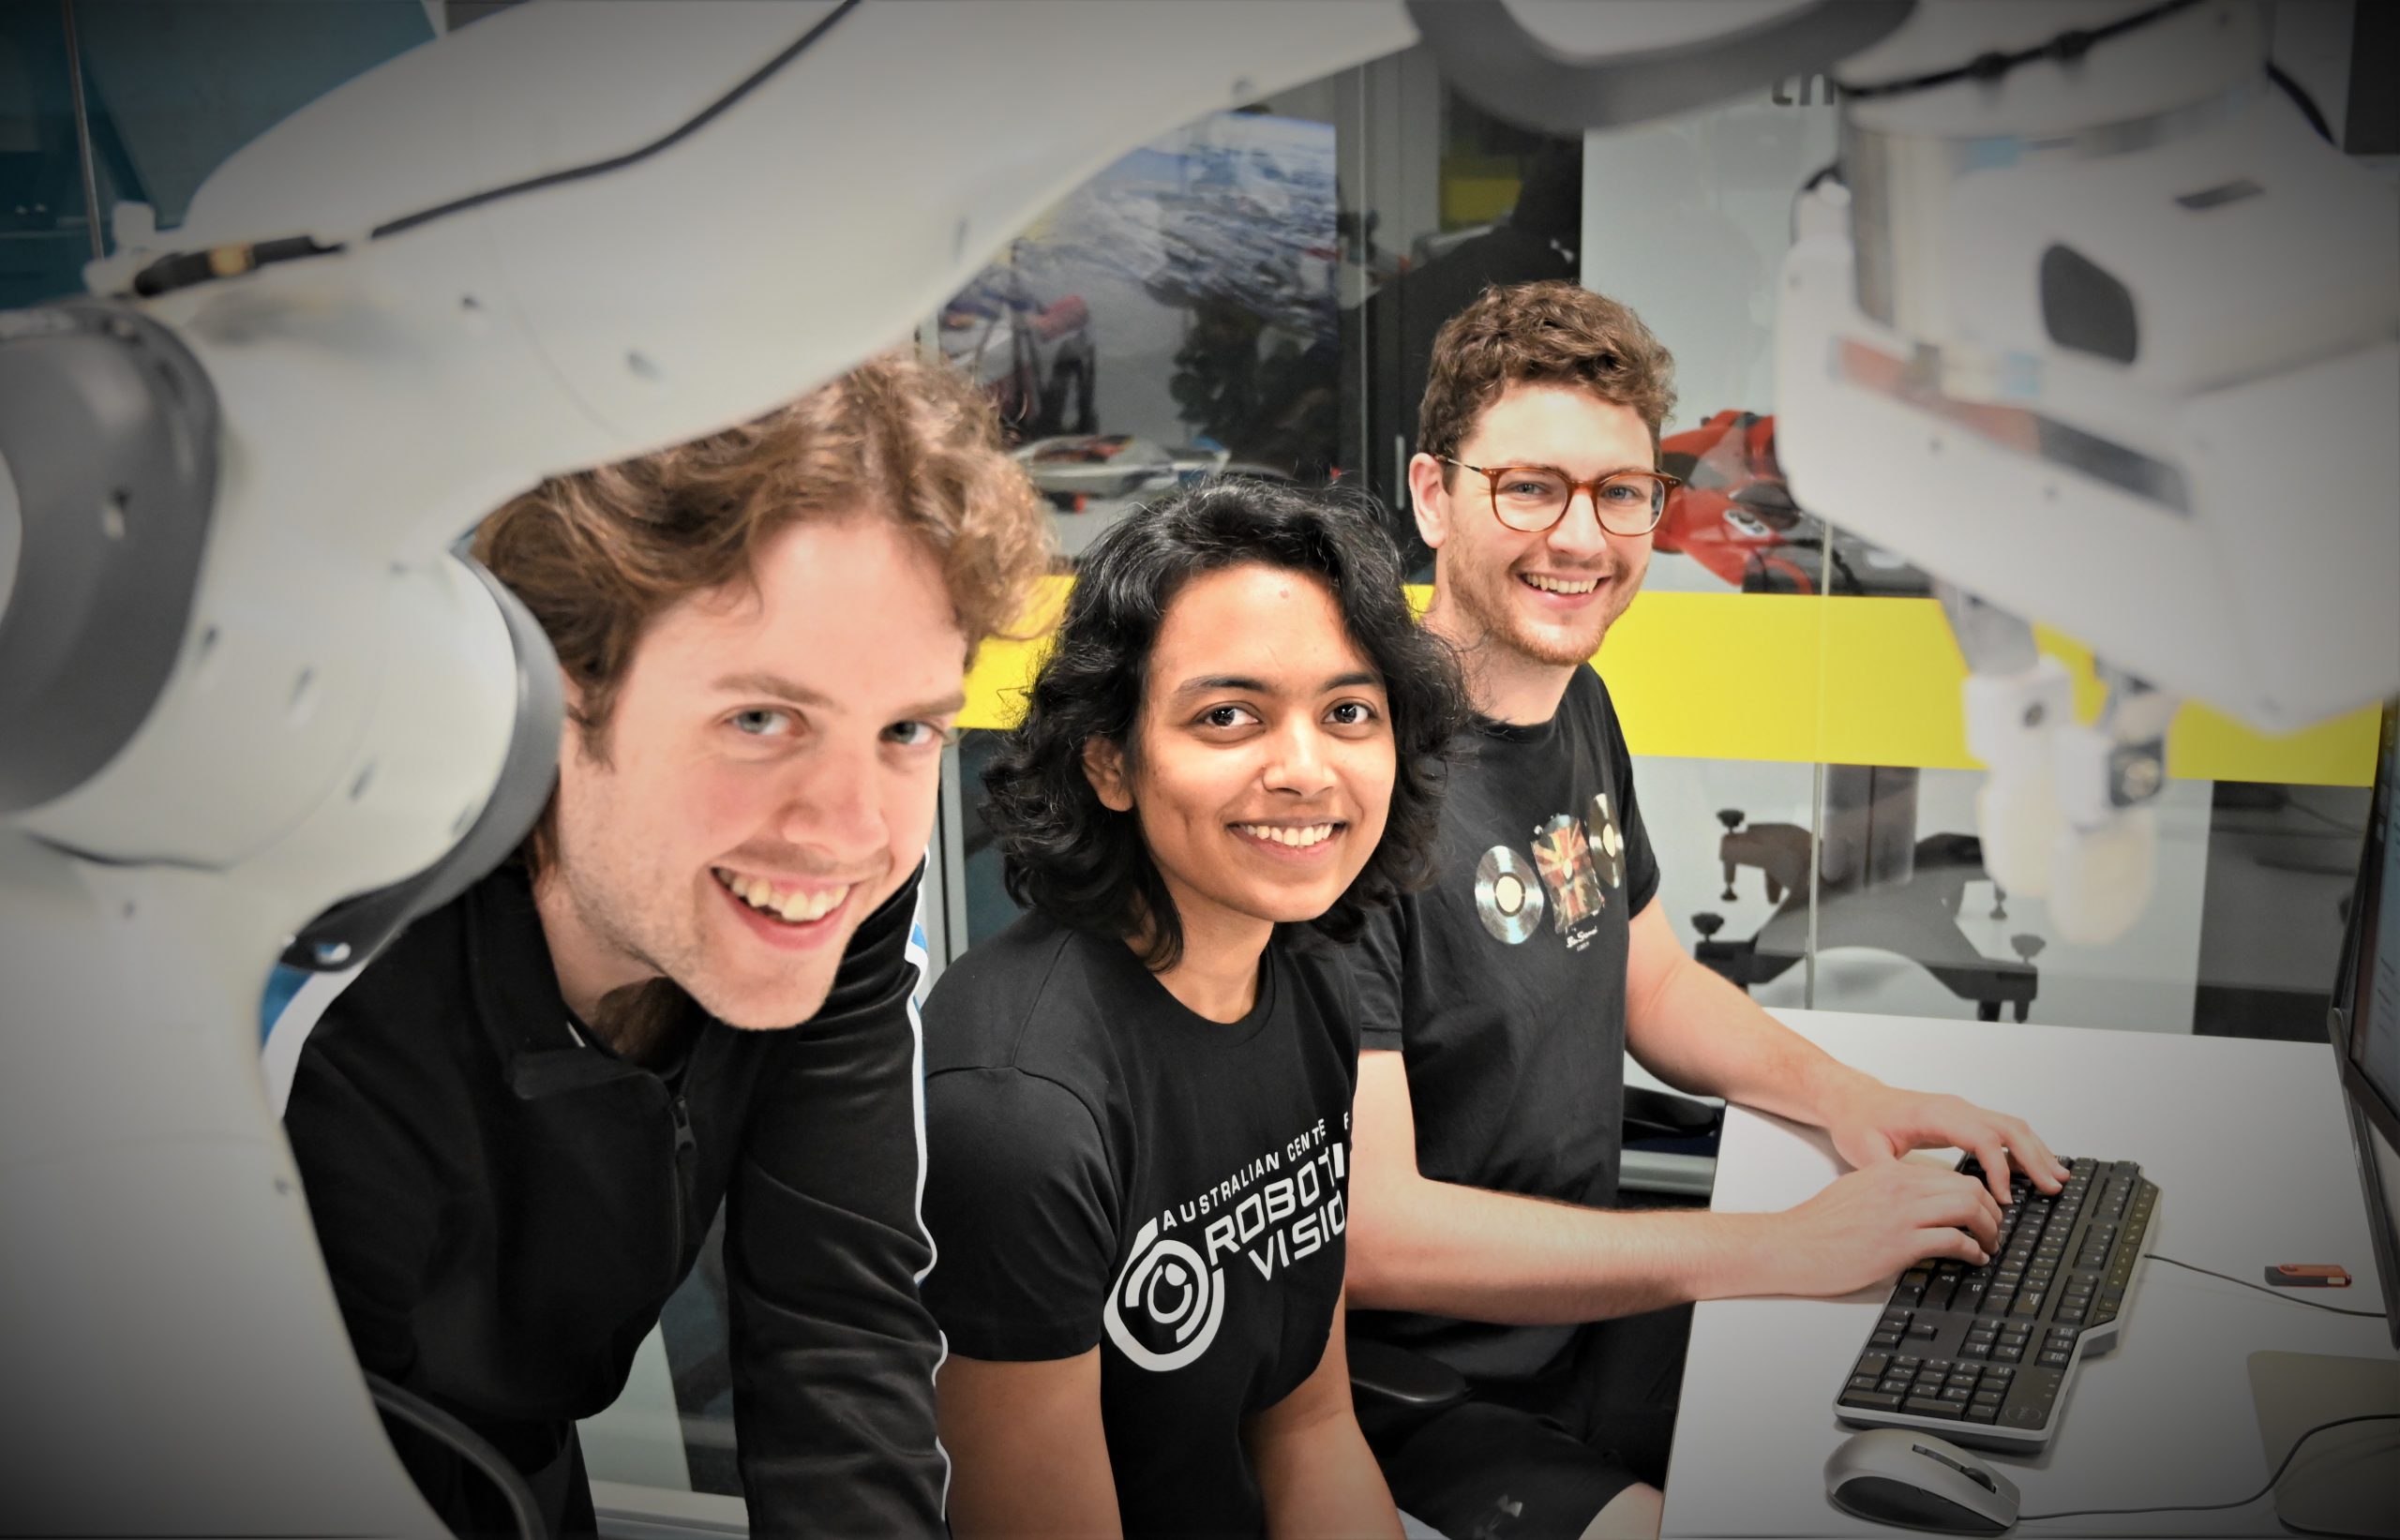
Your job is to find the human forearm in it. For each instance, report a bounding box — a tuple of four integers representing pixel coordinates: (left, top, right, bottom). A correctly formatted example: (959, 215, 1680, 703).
(1621, 907, 1876, 1127)
(733, 1009, 948, 1531)
(1348, 1045, 1787, 1318)
(1249, 1307, 1402, 1540)
(1252, 1413, 1403, 1539)
(732, 1251, 949, 1532)
(1345, 1162, 1780, 1319)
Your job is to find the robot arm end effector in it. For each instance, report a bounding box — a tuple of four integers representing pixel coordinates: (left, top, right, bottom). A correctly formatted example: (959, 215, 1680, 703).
(1950, 585, 2172, 947)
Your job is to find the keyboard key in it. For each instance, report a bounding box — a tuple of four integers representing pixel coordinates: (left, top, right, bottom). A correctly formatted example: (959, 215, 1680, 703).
(1857, 1353, 1891, 1378)
(1908, 1323, 1940, 1340)
(1903, 1397, 1965, 1421)
(1850, 1374, 1882, 1391)
(2011, 1292, 2047, 1317)
(1841, 1390, 1904, 1412)
(2039, 1350, 2073, 1368)
(1985, 1365, 2015, 1383)
(1870, 1332, 1902, 1350)
(1940, 1386, 1974, 1403)
(1967, 1403, 2002, 1424)
(2002, 1400, 2051, 1429)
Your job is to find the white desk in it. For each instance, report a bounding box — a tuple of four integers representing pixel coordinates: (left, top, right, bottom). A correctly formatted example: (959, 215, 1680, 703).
(1660, 1009, 2399, 1538)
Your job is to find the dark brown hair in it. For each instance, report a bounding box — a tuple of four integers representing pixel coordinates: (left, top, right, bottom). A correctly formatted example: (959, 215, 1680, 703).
(1418, 280, 1677, 464)
(473, 349, 1050, 759)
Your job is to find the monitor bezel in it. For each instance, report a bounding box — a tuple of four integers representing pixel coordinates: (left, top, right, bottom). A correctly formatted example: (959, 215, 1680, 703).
(2331, 704, 2400, 1151)
(2327, 701, 2399, 1350)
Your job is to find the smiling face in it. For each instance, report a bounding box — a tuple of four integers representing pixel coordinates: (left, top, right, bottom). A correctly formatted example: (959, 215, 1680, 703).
(538, 512, 966, 1030)
(1412, 381, 1657, 677)
(1082, 562, 1396, 961)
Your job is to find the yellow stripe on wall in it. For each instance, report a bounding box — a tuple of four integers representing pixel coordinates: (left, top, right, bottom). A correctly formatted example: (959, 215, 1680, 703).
(963, 582, 2378, 787)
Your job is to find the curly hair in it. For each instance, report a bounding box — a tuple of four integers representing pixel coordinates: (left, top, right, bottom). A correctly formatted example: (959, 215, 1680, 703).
(1418, 280, 1678, 462)
(983, 478, 1469, 970)
(475, 349, 1050, 760)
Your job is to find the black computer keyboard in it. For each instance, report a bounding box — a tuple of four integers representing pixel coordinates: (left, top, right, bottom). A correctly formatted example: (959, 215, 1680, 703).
(1831, 1155, 2159, 1451)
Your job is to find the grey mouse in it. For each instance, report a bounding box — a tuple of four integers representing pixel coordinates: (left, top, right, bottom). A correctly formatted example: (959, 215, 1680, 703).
(1824, 1428, 2021, 1534)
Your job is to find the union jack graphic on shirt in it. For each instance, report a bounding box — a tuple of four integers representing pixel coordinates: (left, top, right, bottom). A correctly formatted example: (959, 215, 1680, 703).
(1531, 813, 1604, 934)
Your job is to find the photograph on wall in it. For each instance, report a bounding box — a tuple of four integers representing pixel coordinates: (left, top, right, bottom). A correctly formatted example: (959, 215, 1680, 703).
(938, 108, 1340, 560)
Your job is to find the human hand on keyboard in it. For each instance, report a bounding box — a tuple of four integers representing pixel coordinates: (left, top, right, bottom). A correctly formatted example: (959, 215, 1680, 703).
(1753, 1160, 2004, 1298)
(1819, 1083, 2071, 1205)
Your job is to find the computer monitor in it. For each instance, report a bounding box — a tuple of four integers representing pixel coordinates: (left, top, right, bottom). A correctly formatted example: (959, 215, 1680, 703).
(2258, 702, 2400, 1539)
(2330, 701, 2400, 1350)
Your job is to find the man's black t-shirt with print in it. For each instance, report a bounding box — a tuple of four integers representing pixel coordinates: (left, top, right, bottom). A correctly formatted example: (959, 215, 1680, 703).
(1348, 663, 1659, 1380)
(922, 910, 1358, 1539)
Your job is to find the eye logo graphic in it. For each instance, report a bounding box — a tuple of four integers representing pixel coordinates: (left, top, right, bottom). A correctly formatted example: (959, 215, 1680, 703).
(1103, 1217, 1225, 1372)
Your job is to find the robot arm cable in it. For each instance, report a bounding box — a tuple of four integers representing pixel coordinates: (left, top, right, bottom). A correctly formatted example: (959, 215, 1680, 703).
(363, 1371, 543, 1540)
(128, 0, 862, 299)
(1838, 0, 2198, 101)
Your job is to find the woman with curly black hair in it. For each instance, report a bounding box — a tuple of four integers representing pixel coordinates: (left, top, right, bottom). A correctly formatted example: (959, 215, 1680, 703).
(921, 478, 1467, 1538)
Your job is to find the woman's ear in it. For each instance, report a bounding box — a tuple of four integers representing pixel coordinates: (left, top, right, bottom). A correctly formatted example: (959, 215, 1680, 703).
(1081, 737, 1134, 813)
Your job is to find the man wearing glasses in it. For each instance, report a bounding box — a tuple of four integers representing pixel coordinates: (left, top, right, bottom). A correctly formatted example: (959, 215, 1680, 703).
(1344, 281, 2069, 1540)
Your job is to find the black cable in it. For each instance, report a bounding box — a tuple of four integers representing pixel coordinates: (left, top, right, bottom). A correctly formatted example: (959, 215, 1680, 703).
(124, 0, 860, 298)
(2018, 1412, 2400, 1523)
(372, 0, 858, 240)
(364, 1370, 545, 1540)
(2266, 61, 2336, 144)
(1840, 0, 2199, 102)
(2149, 1252, 2390, 1319)
(129, 233, 343, 298)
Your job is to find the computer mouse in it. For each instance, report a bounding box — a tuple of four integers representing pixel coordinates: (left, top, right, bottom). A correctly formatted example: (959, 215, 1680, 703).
(1823, 1428, 2021, 1534)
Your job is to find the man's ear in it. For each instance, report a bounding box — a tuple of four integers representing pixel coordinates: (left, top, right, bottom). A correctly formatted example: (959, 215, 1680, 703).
(1408, 452, 1453, 552)
(1081, 736, 1133, 813)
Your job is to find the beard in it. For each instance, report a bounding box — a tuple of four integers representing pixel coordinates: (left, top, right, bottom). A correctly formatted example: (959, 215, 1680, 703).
(1447, 548, 1645, 669)
(544, 769, 858, 1037)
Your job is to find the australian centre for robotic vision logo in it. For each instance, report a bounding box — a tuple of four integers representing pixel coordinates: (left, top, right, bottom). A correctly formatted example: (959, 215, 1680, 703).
(1474, 794, 1627, 949)
(1102, 1116, 1348, 1373)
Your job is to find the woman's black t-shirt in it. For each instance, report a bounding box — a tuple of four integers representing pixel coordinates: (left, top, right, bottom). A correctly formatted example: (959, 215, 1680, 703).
(921, 910, 1359, 1538)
